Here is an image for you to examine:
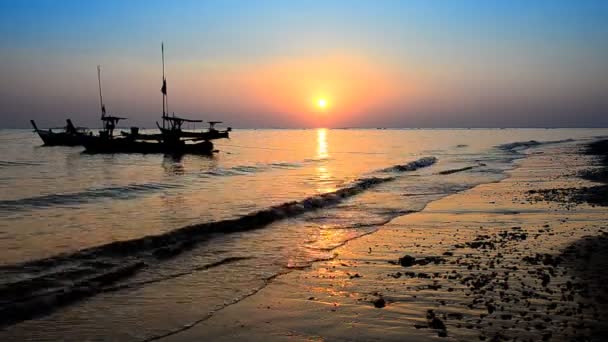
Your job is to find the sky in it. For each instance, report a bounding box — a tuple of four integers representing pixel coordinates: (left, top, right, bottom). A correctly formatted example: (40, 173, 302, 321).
(1, 0, 607, 128)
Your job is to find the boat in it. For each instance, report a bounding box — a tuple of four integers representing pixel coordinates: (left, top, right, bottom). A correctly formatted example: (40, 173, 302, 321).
(82, 44, 229, 155)
(155, 119, 231, 141)
(121, 118, 230, 142)
(30, 119, 90, 146)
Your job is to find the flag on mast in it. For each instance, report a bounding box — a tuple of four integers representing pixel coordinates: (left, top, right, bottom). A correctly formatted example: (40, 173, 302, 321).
(97, 65, 106, 118)
(161, 42, 167, 95)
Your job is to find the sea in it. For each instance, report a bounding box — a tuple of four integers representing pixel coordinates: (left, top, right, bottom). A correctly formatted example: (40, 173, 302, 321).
(0, 128, 606, 340)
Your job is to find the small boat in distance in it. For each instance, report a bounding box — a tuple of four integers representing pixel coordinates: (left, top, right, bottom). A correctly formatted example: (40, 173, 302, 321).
(83, 44, 229, 155)
(30, 119, 89, 146)
(156, 118, 231, 141)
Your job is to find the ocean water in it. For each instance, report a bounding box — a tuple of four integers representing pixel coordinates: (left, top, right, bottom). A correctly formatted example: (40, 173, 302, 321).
(0, 128, 606, 340)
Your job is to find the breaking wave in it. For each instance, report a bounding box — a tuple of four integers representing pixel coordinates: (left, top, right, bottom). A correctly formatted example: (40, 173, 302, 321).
(382, 156, 437, 172)
(498, 139, 575, 152)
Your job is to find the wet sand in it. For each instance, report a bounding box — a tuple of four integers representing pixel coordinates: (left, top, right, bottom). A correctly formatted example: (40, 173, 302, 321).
(160, 140, 608, 341)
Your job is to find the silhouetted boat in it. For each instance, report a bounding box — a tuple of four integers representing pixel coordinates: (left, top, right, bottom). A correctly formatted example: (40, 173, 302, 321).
(85, 114, 215, 155)
(122, 119, 230, 141)
(83, 44, 229, 155)
(156, 119, 231, 140)
(30, 119, 89, 146)
(83, 134, 215, 154)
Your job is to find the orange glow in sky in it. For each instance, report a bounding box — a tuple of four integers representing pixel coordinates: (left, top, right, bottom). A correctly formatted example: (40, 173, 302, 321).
(130, 52, 428, 128)
(236, 54, 418, 127)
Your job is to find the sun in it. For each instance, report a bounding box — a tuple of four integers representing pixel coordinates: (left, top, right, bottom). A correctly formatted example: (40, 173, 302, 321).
(317, 98, 328, 109)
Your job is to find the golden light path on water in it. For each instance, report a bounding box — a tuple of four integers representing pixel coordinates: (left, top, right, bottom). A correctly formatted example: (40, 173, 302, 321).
(317, 128, 328, 159)
(316, 128, 334, 194)
(311, 127, 350, 259)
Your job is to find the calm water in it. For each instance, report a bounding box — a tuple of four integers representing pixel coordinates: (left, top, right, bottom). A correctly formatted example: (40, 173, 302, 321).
(0, 128, 606, 340)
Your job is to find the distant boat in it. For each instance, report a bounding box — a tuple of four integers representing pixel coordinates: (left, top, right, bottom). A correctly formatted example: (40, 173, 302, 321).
(155, 119, 230, 141)
(121, 119, 230, 142)
(82, 44, 230, 155)
(30, 119, 89, 146)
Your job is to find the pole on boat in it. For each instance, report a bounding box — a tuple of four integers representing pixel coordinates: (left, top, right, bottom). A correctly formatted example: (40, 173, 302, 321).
(97, 65, 105, 120)
(30, 120, 40, 132)
(161, 42, 168, 129)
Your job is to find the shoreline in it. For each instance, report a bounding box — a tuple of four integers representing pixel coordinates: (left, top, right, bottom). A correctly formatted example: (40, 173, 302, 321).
(160, 139, 608, 341)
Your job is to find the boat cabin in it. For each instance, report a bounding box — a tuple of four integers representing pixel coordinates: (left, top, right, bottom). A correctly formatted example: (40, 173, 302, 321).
(100, 115, 126, 138)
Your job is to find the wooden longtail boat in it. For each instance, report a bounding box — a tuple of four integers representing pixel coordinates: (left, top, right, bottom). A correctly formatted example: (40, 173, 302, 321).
(30, 119, 89, 146)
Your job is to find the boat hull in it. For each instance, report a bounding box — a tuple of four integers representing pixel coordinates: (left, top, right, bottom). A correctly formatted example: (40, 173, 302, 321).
(35, 130, 86, 146)
(31, 119, 88, 146)
(120, 129, 229, 141)
(82, 137, 215, 155)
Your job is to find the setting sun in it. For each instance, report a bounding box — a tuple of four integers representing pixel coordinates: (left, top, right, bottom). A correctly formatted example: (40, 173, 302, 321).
(317, 98, 328, 109)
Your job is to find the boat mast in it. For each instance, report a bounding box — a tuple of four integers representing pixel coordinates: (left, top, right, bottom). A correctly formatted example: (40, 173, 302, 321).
(97, 65, 105, 119)
(161, 42, 168, 129)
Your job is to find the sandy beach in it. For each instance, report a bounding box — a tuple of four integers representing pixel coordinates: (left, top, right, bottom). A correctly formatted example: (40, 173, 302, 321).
(158, 140, 608, 342)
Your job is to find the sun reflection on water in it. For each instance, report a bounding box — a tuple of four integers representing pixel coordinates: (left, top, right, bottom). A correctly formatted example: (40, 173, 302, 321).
(317, 128, 328, 159)
(316, 128, 335, 193)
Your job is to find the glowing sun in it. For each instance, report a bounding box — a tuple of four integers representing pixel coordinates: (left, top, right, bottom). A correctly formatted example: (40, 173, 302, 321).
(317, 98, 328, 109)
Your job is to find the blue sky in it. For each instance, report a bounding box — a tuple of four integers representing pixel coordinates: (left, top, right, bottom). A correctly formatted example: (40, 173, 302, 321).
(1, 0, 607, 128)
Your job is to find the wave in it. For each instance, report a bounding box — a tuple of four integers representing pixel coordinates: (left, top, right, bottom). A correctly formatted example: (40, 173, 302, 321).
(0, 157, 437, 327)
(0, 182, 182, 213)
(303, 157, 330, 162)
(498, 139, 575, 152)
(199, 158, 325, 178)
(382, 156, 437, 172)
(201, 168, 245, 177)
(269, 161, 301, 168)
(232, 165, 264, 173)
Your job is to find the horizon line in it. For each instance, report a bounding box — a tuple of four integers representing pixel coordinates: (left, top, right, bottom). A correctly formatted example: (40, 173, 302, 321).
(5, 126, 608, 130)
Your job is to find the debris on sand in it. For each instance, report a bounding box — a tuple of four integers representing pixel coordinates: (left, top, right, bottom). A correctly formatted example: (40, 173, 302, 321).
(522, 253, 562, 267)
(396, 255, 446, 267)
(372, 296, 386, 308)
(526, 186, 608, 207)
(398, 255, 416, 267)
(426, 310, 447, 337)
